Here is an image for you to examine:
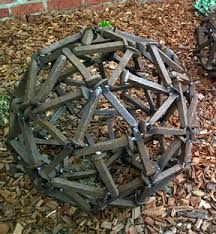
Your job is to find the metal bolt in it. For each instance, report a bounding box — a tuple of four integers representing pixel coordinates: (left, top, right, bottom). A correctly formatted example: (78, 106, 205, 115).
(145, 122, 150, 127)
(133, 127, 139, 132)
(17, 156, 21, 161)
(131, 137, 136, 141)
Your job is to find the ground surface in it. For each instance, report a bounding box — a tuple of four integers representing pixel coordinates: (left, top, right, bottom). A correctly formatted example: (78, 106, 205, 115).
(0, 0, 215, 233)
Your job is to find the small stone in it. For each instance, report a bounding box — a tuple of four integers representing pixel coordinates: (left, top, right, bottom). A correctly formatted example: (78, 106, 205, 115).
(0, 223, 9, 234)
(132, 207, 141, 220)
(101, 221, 112, 230)
(144, 217, 154, 226)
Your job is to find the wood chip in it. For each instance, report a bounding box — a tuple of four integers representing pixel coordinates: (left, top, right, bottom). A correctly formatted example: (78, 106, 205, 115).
(199, 199, 211, 209)
(192, 190, 206, 197)
(0, 223, 9, 234)
(13, 223, 24, 234)
(112, 223, 124, 232)
(190, 196, 201, 208)
(101, 221, 112, 230)
(132, 207, 141, 220)
(46, 200, 59, 210)
(194, 218, 203, 231)
(142, 206, 166, 217)
(144, 217, 154, 226)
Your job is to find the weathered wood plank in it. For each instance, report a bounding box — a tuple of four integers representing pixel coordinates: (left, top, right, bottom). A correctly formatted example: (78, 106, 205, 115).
(35, 55, 67, 101)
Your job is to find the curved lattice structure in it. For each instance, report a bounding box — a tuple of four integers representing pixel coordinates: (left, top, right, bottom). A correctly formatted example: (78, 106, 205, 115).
(195, 11, 216, 71)
(8, 27, 197, 214)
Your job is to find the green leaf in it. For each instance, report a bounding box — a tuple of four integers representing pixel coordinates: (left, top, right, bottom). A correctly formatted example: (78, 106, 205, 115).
(98, 20, 112, 28)
(194, 0, 216, 14)
(0, 95, 9, 128)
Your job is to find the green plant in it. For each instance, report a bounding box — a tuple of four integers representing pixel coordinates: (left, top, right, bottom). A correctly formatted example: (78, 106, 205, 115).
(0, 95, 9, 128)
(194, 0, 216, 14)
(98, 20, 112, 28)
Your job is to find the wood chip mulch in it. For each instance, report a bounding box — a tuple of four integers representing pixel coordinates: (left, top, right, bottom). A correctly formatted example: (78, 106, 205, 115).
(0, 0, 215, 233)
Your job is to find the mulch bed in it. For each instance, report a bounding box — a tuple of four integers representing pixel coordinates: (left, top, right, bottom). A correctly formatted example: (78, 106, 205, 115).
(0, 0, 215, 233)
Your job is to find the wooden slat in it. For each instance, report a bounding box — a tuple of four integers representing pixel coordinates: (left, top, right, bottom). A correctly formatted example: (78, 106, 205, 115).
(19, 120, 41, 165)
(148, 94, 177, 125)
(40, 32, 82, 55)
(63, 48, 91, 80)
(73, 41, 126, 56)
(33, 89, 82, 113)
(37, 119, 68, 145)
(24, 57, 39, 103)
(73, 88, 102, 145)
(35, 55, 67, 101)
(74, 135, 128, 157)
(94, 155, 119, 197)
(147, 44, 172, 86)
(157, 138, 182, 171)
(52, 177, 105, 199)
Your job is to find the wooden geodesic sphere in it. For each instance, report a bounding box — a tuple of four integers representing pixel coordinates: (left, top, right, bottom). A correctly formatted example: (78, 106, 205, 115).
(8, 27, 197, 214)
(195, 11, 216, 72)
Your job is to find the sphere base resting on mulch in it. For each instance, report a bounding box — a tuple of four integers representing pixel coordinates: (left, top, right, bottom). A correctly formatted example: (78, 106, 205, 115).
(8, 27, 197, 214)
